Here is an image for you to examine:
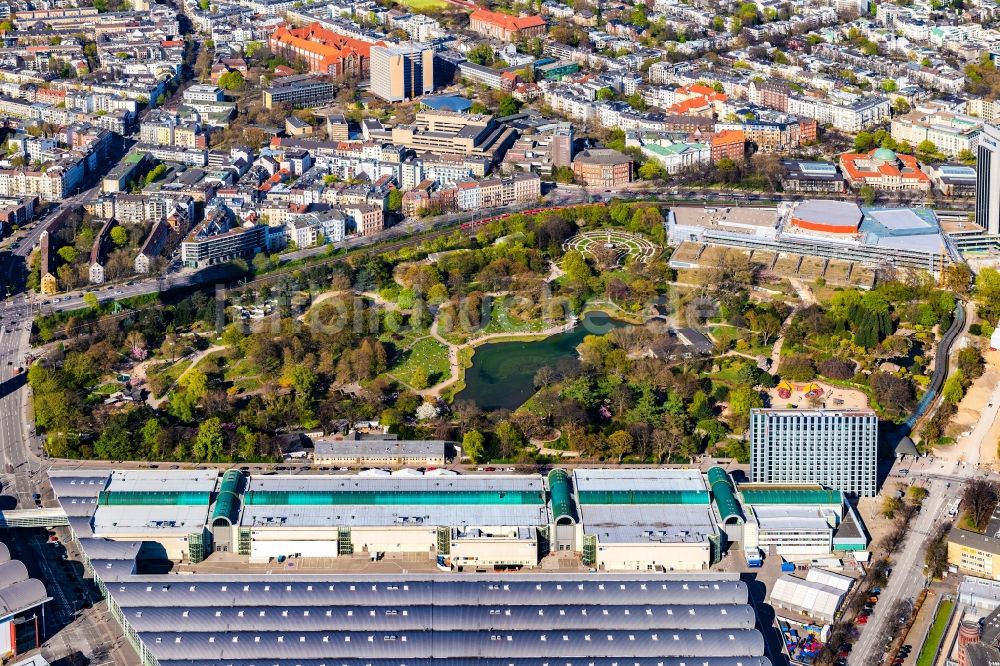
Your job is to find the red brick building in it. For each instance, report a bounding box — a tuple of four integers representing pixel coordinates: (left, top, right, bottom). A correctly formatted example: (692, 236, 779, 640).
(710, 130, 746, 162)
(572, 148, 632, 187)
(469, 8, 546, 41)
(268, 23, 382, 78)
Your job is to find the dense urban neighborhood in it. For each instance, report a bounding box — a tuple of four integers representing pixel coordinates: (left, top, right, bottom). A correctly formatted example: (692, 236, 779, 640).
(6, 0, 1000, 664)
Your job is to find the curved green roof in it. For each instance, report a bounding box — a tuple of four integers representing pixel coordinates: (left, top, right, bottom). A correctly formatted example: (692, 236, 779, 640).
(548, 469, 577, 523)
(211, 469, 244, 525)
(873, 147, 897, 162)
(707, 467, 744, 524)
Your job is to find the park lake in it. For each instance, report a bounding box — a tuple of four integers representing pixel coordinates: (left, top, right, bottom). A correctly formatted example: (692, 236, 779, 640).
(455, 311, 627, 411)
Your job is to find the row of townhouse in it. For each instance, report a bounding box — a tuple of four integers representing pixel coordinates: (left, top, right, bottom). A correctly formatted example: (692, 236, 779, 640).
(403, 172, 540, 216)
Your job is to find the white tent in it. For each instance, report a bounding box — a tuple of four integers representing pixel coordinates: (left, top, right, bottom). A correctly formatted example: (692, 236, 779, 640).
(770, 569, 852, 623)
(806, 567, 853, 592)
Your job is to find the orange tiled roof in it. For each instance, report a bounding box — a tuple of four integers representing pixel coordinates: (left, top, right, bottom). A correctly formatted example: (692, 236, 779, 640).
(666, 97, 711, 115)
(679, 83, 727, 102)
(270, 22, 383, 71)
(711, 129, 745, 146)
(470, 7, 546, 31)
(839, 150, 929, 183)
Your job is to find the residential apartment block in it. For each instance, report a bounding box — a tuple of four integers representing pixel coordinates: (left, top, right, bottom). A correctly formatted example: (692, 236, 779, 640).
(890, 108, 982, 157)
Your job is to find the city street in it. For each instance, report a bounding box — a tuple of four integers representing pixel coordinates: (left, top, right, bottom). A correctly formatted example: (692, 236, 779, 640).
(849, 459, 985, 664)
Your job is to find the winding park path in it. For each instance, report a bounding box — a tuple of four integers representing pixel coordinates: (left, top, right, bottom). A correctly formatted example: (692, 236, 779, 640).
(146, 344, 227, 408)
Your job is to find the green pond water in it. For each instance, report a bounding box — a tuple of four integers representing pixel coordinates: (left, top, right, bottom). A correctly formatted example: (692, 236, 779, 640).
(455, 311, 626, 411)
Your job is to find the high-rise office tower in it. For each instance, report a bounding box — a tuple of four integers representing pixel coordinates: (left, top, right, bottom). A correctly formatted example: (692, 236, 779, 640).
(977, 122, 1000, 235)
(749, 408, 878, 497)
(370, 43, 435, 103)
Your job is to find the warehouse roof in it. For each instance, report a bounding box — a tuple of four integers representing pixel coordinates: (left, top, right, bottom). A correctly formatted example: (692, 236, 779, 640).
(92, 504, 212, 536)
(789, 200, 862, 230)
(240, 504, 548, 528)
(0, 547, 48, 620)
(244, 475, 544, 495)
(123, 603, 757, 633)
(751, 506, 836, 532)
(47, 470, 111, 498)
(133, 629, 765, 660)
(106, 576, 751, 608)
(312, 439, 446, 460)
(103, 469, 218, 494)
(94, 570, 768, 661)
(581, 505, 717, 544)
(574, 469, 709, 504)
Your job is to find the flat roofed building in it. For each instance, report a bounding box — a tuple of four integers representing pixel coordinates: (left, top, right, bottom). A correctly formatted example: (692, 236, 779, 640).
(749, 409, 878, 497)
(85, 469, 219, 560)
(263, 74, 337, 110)
(736, 484, 867, 556)
(667, 205, 780, 245)
(890, 108, 982, 158)
(949, 528, 1000, 580)
(181, 221, 269, 269)
(669, 201, 955, 276)
(388, 110, 518, 163)
(977, 123, 1000, 235)
(312, 438, 447, 466)
(780, 161, 846, 193)
(927, 162, 977, 197)
(573, 469, 721, 572)
(788, 200, 863, 235)
(369, 43, 435, 103)
(234, 474, 549, 565)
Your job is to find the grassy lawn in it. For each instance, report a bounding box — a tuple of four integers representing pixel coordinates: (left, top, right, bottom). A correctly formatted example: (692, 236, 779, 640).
(146, 358, 189, 394)
(389, 337, 451, 387)
(916, 598, 954, 666)
(193, 349, 229, 374)
(380, 324, 431, 349)
(480, 297, 547, 336)
(400, 0, 449, 10)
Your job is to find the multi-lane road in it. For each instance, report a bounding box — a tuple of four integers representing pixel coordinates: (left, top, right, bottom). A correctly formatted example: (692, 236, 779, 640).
(847, 456, 1000, 665)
